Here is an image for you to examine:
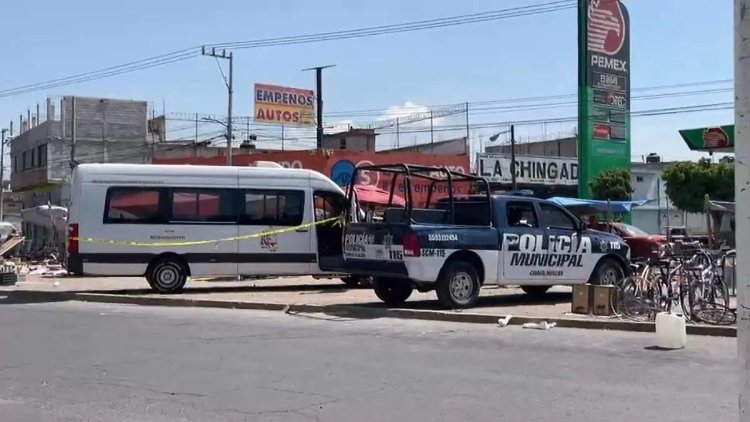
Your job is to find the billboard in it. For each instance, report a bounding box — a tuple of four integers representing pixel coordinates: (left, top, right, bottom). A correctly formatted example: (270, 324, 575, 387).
(476, 154, 578, 186)
(254, 83, 315, 127)
(578, 0, 631, 198)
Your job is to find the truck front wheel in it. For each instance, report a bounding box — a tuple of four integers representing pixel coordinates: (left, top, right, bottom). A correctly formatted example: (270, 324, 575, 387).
(436, 261, 481, 309)
(372, 278, 413, 306)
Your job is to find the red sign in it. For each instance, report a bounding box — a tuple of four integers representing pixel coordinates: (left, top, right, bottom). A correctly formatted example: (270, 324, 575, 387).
(702, 127, 729, 148)
(587, 0, 627, 56)
(593, 123, 611, 139)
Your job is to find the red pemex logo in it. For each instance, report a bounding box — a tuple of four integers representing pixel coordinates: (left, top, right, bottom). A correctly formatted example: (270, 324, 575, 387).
(702, 127, 729, 148)
(587, 0, 626, 56)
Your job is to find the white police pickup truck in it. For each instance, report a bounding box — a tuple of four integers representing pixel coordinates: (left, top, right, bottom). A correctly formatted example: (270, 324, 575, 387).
(322, 164, 631, 309)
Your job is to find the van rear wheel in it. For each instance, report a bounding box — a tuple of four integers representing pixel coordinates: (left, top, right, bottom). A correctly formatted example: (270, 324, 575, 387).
(147, 257, 188, 293)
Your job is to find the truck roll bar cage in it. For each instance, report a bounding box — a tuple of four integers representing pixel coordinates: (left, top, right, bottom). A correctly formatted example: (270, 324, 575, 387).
(344, 163, 492, 225)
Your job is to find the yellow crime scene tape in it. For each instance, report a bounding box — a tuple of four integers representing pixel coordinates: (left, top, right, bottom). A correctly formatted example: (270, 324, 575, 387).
(71, 216, 345, 247)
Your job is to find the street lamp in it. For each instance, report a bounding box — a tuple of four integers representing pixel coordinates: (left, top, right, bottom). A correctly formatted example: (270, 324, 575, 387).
(488, 125, 517, 190)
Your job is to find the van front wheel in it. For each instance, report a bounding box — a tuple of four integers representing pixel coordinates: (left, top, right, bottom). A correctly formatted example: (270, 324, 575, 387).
(147, 257, 188, 293)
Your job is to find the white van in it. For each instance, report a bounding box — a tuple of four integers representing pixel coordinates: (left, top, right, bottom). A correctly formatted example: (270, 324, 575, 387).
(67, 163, 350, 292)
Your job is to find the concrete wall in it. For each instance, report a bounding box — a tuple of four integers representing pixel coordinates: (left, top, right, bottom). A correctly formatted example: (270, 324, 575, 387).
(485, 136, 578, 157)
(380, 137, 468, 155)
(11, 96, 150, 192)
(322, 130, 376, 152)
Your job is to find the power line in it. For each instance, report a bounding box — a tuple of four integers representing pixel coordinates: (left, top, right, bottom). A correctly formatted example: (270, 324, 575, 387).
(0, 1, 574, 98)
(208, 1, 575, 50)
(323, 80, 733, 117)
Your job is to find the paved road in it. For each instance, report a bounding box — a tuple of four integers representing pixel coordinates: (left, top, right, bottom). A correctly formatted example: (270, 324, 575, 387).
(0, 299, 737, 422)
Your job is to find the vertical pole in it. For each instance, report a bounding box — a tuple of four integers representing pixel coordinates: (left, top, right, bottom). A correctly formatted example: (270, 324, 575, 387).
(70, 97, 77, 169)
(465, 102, 470, 155)
(510, 124, 517, 191)
(281, 125, 285, 151)
(396, 117, 400, 149)
(226, 52, 234, 166)
(0, 129, 6, 222)
(430, 110, 434, 153)
(316, 67, 323, 149)
(195, 113, 199, 144)
(735, 0, 750, 418)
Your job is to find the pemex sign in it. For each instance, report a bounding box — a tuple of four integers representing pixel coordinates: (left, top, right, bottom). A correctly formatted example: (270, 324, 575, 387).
(578, 0, 631, 198)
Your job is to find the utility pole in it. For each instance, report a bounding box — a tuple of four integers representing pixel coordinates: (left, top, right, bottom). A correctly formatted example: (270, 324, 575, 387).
(303, 65, 335, 149)
(202, 46, 234, 165)
(510, 124, 517, 191)
(465, 102, 470, 154)
(430, 110, 434, 153)
(70, 97, 77, 169)
(736, 0, 750, 418)
(0, 128, 7, 222)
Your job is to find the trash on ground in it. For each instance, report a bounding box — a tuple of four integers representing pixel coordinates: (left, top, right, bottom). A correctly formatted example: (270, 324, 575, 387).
(522, 321, 557, 330)
(497, 315, 512, 327)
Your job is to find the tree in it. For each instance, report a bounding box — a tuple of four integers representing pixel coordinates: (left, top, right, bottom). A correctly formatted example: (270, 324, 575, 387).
(661, 160, 734, 213)
(589, 169, 634, 201)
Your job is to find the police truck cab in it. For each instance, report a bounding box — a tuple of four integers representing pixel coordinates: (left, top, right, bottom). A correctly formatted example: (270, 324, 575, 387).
(320, 164, 631, 309)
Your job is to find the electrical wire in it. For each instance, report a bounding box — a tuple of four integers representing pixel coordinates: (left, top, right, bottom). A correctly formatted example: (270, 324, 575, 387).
(208, 1, 575, 50)
(0, 1, 574, 98)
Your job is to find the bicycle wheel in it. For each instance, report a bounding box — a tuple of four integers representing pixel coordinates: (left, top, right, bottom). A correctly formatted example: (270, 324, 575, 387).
(689, 282, 736, 325)
(616, 277, 659, 321)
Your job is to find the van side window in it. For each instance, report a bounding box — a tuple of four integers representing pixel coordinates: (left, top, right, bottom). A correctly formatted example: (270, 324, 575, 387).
(104, 187, 164, 224)
(241, 190, 304, 226)
(170, 189, 235, 223)
(506, 201, 538, 228)
(539, 203, 576, 230)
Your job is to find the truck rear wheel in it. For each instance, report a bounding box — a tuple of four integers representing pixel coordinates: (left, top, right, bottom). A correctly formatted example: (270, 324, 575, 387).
(372, 278, 412, 305)
(436, 261, 481, 309)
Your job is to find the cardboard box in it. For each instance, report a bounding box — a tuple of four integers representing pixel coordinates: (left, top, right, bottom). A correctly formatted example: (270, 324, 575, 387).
(592, 285, 617, 316)
(571, 284, 592, 314)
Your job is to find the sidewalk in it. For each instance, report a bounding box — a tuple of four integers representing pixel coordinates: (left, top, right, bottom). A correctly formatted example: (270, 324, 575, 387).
(2, 275, 573, 318)
(0, 275, 736, 337)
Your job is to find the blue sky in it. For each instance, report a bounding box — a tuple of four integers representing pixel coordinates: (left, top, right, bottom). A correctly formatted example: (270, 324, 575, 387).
(0, 0, 734, 161)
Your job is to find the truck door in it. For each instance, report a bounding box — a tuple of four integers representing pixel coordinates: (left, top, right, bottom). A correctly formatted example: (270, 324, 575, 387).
(500, 200, 548, 282)
(538, 202, 592, 282)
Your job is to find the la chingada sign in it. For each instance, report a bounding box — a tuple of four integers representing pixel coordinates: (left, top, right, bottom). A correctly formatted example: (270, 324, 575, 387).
(254, 83, 315, 127)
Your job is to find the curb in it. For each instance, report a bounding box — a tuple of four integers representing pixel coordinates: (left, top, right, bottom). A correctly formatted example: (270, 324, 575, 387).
(4, 290, 737, 337)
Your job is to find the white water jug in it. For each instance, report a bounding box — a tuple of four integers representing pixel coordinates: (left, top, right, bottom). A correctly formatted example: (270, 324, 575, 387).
(655, 312, 687, 349)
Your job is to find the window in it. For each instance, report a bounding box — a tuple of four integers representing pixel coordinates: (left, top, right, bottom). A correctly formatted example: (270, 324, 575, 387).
(539, 203, 577, 230)
(21, 151, 27, 171)
(339, 138, 346, 149)
(170, 189, 235, 222)
(241, 190, 304, 226)
(617, 223, 648, 237)
(37, 144, 47, 168)
(104, 187, 164, 224)
(30, 149, 35, 168)
(506, 201, 538, 228)
(314, 192, 346, 221)
(636, 176, 644, 182)
(12, 155, 16, 174)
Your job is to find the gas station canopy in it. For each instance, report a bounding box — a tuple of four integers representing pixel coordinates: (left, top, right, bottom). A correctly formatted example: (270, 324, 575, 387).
(679, 125, 734, 153)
